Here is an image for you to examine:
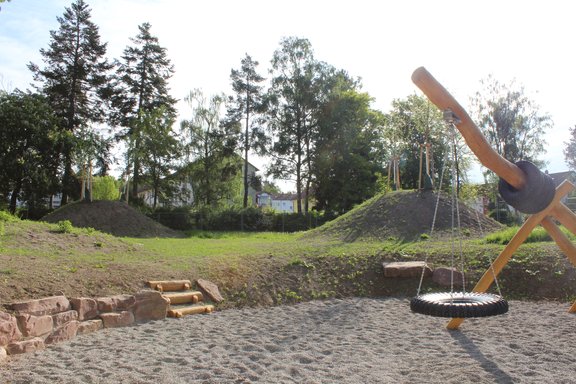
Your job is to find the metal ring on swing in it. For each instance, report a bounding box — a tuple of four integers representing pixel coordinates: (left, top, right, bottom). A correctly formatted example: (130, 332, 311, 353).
(410, 292, 509, 318)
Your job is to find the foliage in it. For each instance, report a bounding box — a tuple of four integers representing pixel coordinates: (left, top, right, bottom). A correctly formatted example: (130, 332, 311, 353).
(485, 225, 575, 244)
(137, 107, 180, 208)
(92, 176, 120, 201)
(563, 125, 576, 171)
(266, 37, 320, 214)
(0, 90, 61, 213)
(383, 94, 461, 190)
(471, 75, 551, 170)
(56, 220, 74, 234)
(111, 22, 177, 201)
(28, 0, 113, 204)
(0, 210, 17, 222)
(151, 206, 327, 232)
(313, 74, 386, 215)
(180, 89, 241, 208)
(226, 54, 267, 208)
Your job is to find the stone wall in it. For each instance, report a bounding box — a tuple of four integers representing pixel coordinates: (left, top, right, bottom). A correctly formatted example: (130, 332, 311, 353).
(0, 290, 169, 359)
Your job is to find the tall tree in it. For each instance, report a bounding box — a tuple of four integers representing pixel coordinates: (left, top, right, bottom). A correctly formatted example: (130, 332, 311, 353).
(267, 37, 320, 214)
(180, 89, 241, 208)
(226, 54, 267, 208)
(0, 91, 60, 213)
(137, 106, 180, 208)
(313, 72, 386, 215)
(472, 75, 551, 168)
(112, 22, 177, 201)
(28, 0, 112, 205)
(384, 94, 452, 190)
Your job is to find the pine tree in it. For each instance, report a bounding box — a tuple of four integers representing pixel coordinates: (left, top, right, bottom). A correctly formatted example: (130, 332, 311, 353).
(28, 0, 112, 205)
(226, 54, 266, 208)
(112, 22, 177, 202)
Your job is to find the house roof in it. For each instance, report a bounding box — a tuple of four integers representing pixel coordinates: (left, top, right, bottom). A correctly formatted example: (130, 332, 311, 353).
(271, 193, 299, 201)
(546, 170, 576, 187)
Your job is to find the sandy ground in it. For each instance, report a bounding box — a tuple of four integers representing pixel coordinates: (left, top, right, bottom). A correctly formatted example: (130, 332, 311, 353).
(1, 297, 575, 383)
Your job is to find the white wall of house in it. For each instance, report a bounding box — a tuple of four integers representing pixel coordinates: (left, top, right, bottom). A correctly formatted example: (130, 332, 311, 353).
(271, 199, 294, 213)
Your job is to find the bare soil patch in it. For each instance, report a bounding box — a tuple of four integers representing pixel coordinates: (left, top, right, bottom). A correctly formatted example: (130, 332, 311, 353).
(305, 190, 502, 242)
(42, 200, 184, 238)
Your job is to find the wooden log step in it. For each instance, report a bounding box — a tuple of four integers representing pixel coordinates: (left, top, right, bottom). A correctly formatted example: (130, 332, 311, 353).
(167, 305, 215, 318)
(163, 291, 203, 305)
(147, 280, 191, 292)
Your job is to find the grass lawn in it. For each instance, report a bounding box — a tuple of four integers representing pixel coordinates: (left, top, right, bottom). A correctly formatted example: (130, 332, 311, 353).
(0, 217, 575, 308)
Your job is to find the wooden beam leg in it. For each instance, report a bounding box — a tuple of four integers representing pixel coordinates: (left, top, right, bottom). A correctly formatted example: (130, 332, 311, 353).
(552, 203, 576, 235)
(447, 181, 575, 330)
(541, 217, 576, 267)
(446, 213, 542, 330)
(540, 217, 576, 313)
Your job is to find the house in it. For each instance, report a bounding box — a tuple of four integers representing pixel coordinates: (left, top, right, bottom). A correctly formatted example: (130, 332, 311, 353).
(257, 192, 309, 213)
(546, 170, 576, 209)
(546, 170, 576, 188)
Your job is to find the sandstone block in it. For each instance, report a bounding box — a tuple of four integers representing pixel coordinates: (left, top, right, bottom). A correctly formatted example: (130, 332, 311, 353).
(9, 296, 71, 316)
(52, 310, 79, 327)
(383, 261, 432, 278)
(0, 311, 22, 346)
(70, 297, 98, 321)
(0, 346, 6, 361)
(100, 311, 134, 328)
(96, 295, 136, 313)
(433, 267, 464, 287)
(16, 314, 53, 338)
(133, 290, 169, 322)
(77, 319, 103, 335)
(6, 337, 45, 355)
(197, 279, 224, 303)
(45, 320, 79, 345)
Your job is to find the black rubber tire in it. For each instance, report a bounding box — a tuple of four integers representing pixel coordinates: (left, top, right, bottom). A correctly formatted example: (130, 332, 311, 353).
(410, 292, 509, 318)
(498, 160, 555, 214)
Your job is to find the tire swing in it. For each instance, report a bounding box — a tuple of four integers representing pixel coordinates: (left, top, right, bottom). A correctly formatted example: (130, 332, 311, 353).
(410, 111, 508, 319)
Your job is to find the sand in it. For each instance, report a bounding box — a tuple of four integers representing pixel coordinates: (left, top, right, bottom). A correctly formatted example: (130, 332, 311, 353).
(1, 297, 575, 383)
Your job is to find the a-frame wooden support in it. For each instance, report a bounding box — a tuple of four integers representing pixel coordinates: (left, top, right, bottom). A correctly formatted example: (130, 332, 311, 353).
(411, 66, 576, 330)
(447, 180, 576, 329)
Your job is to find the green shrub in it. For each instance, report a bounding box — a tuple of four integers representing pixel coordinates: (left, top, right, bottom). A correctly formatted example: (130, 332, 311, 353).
(485, 225, 575, 245)
(92, 176, 121, 201)
(0, 210, 17, 222)
(56, 220, 74, 234)
(149, 206, 327, 232)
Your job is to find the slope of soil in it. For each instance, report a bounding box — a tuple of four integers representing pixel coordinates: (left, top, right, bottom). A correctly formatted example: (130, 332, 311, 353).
(42, 200, 184, 238)
(305, 190, 502, 242)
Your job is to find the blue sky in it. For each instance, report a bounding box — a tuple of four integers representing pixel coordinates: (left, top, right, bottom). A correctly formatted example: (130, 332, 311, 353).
(1, 0, 575, 188)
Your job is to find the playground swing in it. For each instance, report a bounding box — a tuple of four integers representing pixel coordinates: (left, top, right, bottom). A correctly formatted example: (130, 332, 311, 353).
(409, 67, 576, 330)
(410, 110, 508, 319)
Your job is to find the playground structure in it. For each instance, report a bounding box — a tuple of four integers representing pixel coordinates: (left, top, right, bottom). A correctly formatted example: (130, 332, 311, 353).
(410, 67, 576, 330)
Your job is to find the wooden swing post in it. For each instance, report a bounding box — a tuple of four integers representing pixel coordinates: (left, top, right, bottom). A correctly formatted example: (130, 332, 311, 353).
(411, 66, 576, 329)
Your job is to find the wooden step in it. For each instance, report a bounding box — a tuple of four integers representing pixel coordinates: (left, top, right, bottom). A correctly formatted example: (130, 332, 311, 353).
(147, 280, 191, 292)
(163, 291, 203, 305)
(167, 304, 214, 318)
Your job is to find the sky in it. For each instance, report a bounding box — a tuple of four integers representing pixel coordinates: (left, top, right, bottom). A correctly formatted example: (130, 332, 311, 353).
(1, 0, 575, 190)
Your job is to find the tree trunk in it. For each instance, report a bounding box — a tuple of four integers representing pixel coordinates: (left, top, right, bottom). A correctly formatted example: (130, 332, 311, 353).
(243, 84, 250, 209)
(9, 182, 21, 214)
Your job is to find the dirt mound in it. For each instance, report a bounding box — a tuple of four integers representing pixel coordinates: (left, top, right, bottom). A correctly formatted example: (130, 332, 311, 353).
(306, 190, 502, 242)
(42, 200, 184, 238)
